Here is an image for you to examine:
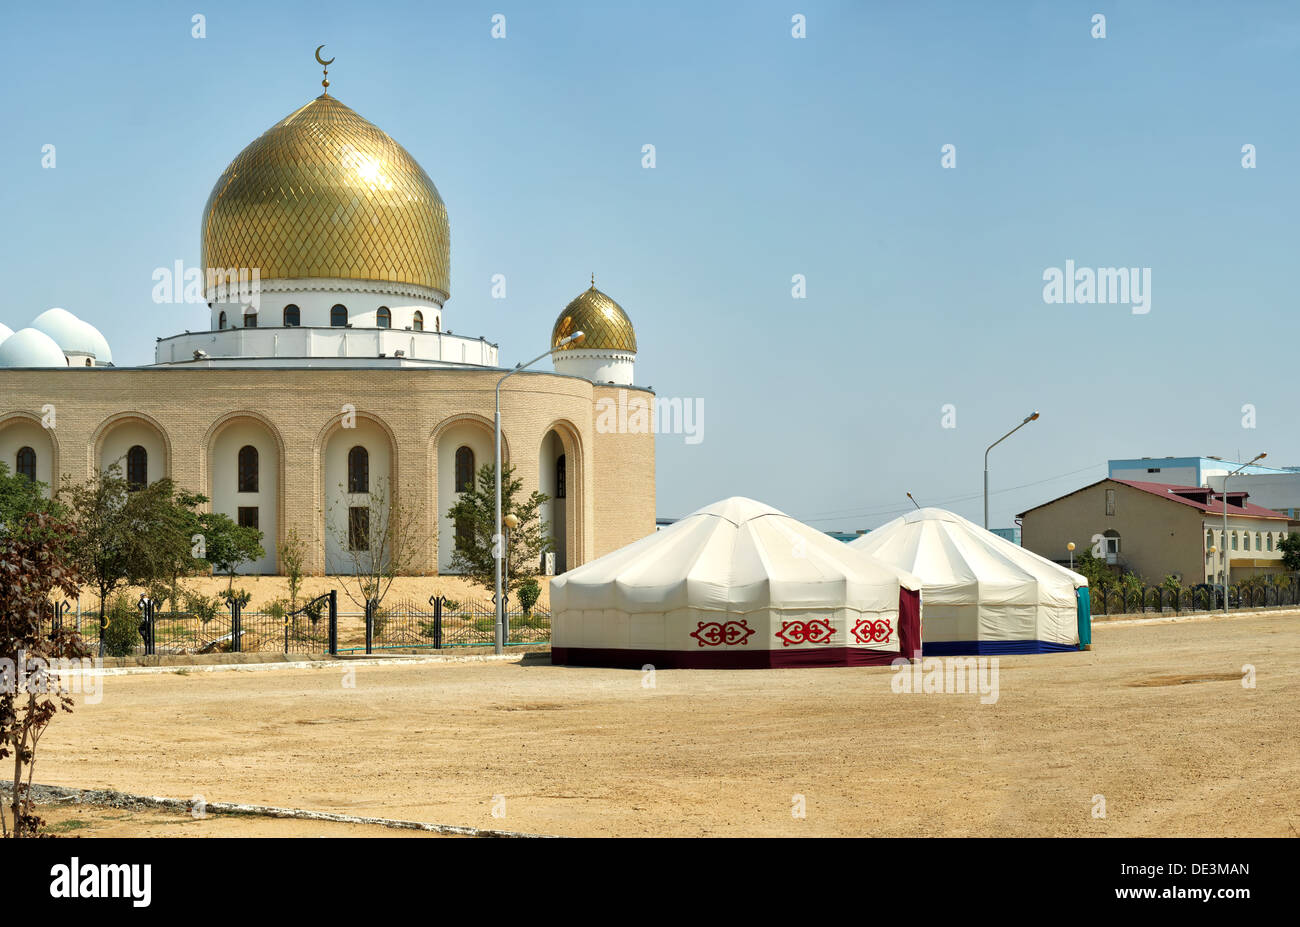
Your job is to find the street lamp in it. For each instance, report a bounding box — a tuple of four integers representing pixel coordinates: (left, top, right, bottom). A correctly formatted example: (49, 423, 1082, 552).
(984, 411, 1039, 529)
(1067, 541, 1075, 570)
(494, 331, 584, 654)
(1222, 452, 1266, 615)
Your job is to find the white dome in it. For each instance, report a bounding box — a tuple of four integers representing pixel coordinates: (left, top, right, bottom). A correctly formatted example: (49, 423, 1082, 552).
(0, 322, 13, 345)
(81, 318, 112, 363)
(0, 327, 69, 367)
(30, 307, 111, 362)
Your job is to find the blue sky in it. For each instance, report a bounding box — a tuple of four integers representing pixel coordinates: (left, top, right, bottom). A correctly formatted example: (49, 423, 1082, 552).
(3, 1, 1298, 531)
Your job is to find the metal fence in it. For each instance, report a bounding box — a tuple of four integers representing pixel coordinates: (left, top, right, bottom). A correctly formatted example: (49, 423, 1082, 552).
(346, 595, 551, 654)
(1090, 577, 1300, 616)
(43, 590, 551, 656)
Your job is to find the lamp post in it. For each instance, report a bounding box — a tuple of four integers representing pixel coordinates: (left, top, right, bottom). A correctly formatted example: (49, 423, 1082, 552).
(1222, 453, 1266, 615)
(984, 411, 1039, 529)
(494, 331, 584, 654)
(1067, 541, 1075, 570)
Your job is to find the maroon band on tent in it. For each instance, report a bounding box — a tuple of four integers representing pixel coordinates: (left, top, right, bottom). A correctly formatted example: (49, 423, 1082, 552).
(550, 645, 905, 669)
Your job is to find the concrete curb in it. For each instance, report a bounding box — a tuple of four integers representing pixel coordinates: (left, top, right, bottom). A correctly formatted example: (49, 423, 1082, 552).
(14, 784, 558, 838)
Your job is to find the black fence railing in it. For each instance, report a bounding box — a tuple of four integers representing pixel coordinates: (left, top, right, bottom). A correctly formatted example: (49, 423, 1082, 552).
(63, 592, 341, 656)
(1090, 578, 1300, 616)
(43, 590, 553, 656)
(346, 595, 552, 653)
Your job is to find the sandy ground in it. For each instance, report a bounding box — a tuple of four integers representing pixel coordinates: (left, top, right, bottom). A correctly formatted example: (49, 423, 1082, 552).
(31, 610, 1300, 837)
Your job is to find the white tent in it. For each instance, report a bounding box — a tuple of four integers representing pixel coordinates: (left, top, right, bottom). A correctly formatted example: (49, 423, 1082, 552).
(850, 507, 1088, 654)
(551, 496, 922, 668)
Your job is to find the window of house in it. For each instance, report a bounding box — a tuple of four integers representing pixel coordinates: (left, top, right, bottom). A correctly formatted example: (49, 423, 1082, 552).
(238, 445, 258, 493)
(237, 506, 259, 530)
(243, 311, 257, 328)
(376, 306, 391, 328)
(331, 304, 348, 327)
(455, 446, 474, 493)
(1105, 488, 1116, 515)
(348, 446, 369, 494)
(348, 506, 369, 551)
(126, 445, 148, 490)
(413, 310, 424, 332)
(1206, 529, 1214, 551)
(15, 446, 36, 480)
(1267, 533, 1274, 551)
(283, 304, 300, 326)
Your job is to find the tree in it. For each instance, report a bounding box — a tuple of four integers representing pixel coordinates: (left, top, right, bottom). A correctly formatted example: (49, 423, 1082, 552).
(1279, 533, 1300, 572)
(0, 462, 62, 541)
(445, 462, 551, 601)
(198, 511, 264, 594)
(1072, 549, 1116, 591)
(59, 467, 206, 651)
(0, 511, 88, 837)
(279, 527, 308, 610)
(329, 476, 427, 611)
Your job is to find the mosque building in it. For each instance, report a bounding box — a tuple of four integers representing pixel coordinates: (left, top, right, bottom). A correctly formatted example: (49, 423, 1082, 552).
(0, 67, 655, 575)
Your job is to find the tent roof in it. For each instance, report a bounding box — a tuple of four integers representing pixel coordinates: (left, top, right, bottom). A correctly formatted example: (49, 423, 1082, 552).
(850, 507, 1086, 606)
(551, 496, 918, 616)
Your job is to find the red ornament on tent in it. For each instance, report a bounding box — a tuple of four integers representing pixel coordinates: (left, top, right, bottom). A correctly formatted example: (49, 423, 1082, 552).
(690, 619, 755, 647)
(774, 619, 836, 646)
(851, 618, 893, 644)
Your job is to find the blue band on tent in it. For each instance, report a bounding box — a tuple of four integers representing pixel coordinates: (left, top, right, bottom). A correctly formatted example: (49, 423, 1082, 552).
(921, 640, 1080, 656)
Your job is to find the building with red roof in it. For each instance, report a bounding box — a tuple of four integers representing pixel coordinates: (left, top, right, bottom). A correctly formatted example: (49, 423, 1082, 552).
(1018, 478, 1291, 585)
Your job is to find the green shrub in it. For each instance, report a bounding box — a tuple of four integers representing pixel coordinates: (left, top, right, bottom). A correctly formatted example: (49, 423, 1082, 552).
(517, 579, 541, 616)
(102, 595, 141, 657)
(184, 590, 222, 624)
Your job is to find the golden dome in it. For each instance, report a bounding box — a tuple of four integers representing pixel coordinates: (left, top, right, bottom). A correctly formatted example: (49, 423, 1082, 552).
(202, 94, 450, 296)
(552, 284, 637, 353)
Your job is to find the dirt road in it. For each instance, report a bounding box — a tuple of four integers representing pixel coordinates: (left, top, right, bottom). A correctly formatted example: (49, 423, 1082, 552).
(34, 611, 1300, 837)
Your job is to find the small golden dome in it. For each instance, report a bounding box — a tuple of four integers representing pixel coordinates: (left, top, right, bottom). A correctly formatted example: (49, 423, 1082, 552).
(552, 284, 637, 353)
(202, 95, 450, 296)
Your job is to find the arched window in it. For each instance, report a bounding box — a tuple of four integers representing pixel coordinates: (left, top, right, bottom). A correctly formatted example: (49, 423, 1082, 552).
(126, 445, 148, 490)
(455, 446, 475, 493)
(1206, 530, 1214, 550)
(84, 357, 92, 367)
(238, 445, 259, 493)
(376, 306, 391, 328)
(15, 447, 36, 481)
(413, 310, 424, 332)
(283, 304, 300, 327)
(556, 454, 566, 499)
(1231, 532, 1238, 551)
(1267, 533, 1274, 552)
(243, 311, 257, 328)
(348, 446, 369, 493)
(218, 311, 227, 330)
(331, 304, 348, 327)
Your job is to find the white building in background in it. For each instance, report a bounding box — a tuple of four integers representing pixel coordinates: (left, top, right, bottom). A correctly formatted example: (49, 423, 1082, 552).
(1108, 456, 1287, 487)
